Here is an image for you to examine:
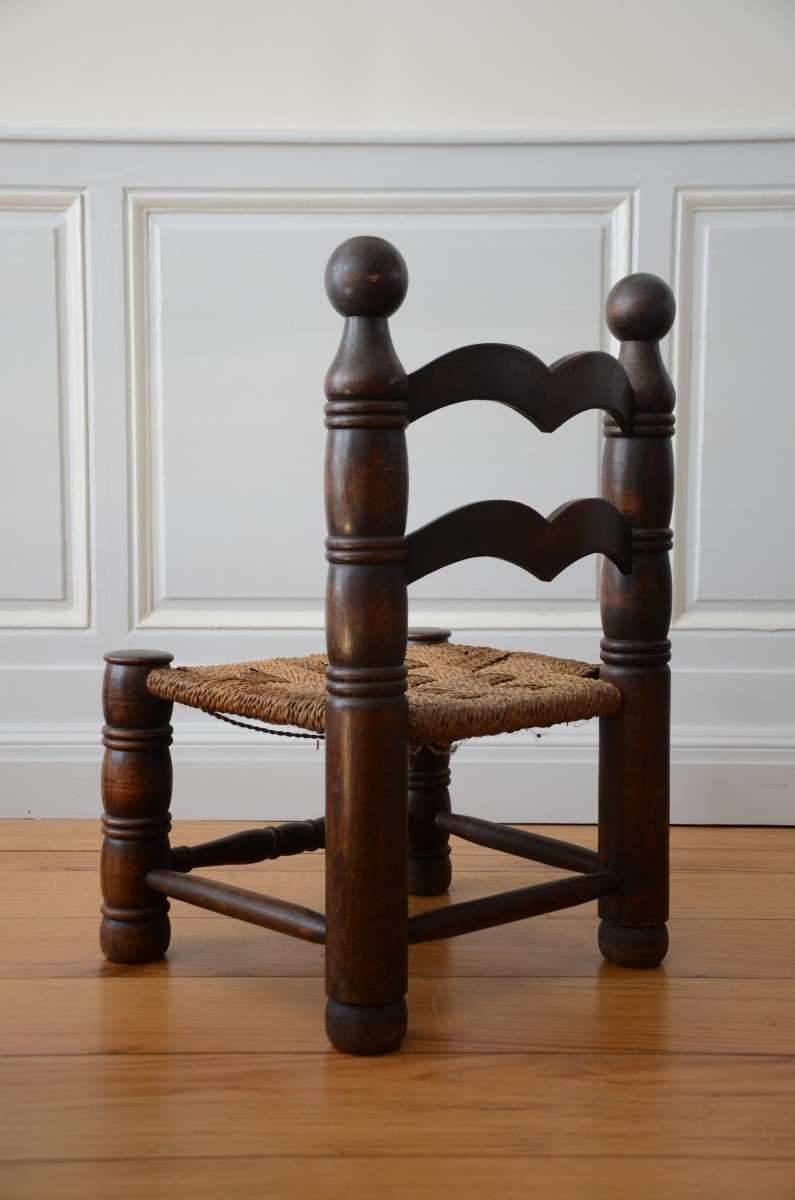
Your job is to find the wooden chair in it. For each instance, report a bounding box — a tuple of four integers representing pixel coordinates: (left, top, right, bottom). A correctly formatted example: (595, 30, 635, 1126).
(100, 236, 676, 1055)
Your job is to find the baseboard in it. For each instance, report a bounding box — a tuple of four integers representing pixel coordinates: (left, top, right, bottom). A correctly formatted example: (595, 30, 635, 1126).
(2, 724, 792, 822)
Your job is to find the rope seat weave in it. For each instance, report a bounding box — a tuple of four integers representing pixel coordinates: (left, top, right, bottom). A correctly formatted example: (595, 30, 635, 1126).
(147, 642, 620, 745)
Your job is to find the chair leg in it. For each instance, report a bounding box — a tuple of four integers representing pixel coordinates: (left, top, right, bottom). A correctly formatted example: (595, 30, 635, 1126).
(597, 670, 669, 968)
(408, 742, 452, 895)
(100, 650, 174, 964)
(324, 707, 409, 1055)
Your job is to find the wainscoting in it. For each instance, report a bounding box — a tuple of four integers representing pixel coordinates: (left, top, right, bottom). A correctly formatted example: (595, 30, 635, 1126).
(1, 131, 793, 819)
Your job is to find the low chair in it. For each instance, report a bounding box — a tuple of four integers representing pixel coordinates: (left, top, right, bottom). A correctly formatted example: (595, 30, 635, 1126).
(99, 236, 676, 1055)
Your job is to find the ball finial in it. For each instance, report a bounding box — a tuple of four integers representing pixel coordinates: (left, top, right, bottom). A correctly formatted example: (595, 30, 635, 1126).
(325, 236, 408, 318)
(606, 273, 676, 342)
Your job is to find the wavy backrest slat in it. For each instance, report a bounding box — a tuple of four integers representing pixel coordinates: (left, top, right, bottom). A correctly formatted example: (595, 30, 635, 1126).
(406, 344, 634, 432)
(405, 499, 632, 585)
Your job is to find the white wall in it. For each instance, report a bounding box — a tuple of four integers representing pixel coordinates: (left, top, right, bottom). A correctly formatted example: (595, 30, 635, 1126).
(0, 0, 794, 132)
(0, 4, 793, 820)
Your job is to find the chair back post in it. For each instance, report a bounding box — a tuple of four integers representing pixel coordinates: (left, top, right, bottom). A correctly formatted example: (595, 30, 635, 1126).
(322, 237, 411, 1053)
(598, 273, 676, 968)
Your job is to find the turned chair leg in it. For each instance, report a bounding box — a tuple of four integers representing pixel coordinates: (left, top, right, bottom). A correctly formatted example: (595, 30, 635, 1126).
(100, 650, 174, 964)
(408, 742, 452, 895)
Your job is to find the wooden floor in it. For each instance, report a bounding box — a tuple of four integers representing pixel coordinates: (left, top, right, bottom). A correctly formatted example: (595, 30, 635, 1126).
(1, 822, 794, 1199)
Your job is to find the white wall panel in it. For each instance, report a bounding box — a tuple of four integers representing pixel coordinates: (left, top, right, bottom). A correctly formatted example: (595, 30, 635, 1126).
(0, 133, 791, 819)
(130, 192, 629, 628)
(675, 190, 795, 628)
(0, 191, 87, 626)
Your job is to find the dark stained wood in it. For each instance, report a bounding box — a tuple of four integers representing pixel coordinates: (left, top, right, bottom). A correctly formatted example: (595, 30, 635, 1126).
(407, 344, 634, 432)
(406, 626, 453, 644)
(405, 497, 632, 585)
(145, 870, 325, 943)
(438, 813, 599, 874)
(598, 272, 676, 968)
(170, 817, 325, 872)
(407, 627, 454, 896)
(323, 235, 411, 1055)
(100, 651, 174, 964)
(408, 742, 453, 896)
(408, 871, 618, 944)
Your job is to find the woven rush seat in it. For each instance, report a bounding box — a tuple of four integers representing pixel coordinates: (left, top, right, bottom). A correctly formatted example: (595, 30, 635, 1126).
(147, 642, 621, 744)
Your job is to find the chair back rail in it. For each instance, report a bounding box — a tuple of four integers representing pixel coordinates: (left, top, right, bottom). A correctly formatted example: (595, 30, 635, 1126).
(405, 497, 632, 585)
(407, 343, 634, 431)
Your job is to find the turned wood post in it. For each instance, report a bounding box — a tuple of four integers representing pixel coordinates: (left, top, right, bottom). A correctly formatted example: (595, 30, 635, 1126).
(100, 650, 174, 963)
(598, 274, 676, 968)
(407, 628, 453, 896)
(323, 237, 410, 1054)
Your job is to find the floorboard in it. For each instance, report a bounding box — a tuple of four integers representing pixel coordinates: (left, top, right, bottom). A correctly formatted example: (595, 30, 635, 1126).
(1, 1052, 793, 1162)
(4, 864, 793, 920)
(2, 1156, 794, 1200)
(2, 975, 794, 1057)
(3, 914, 793, 979)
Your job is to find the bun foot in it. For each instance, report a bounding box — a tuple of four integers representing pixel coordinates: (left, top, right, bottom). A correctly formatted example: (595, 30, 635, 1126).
(598, 919, 668, 968)
(408, 851, 452, 896)
(325, 997, 408, 1056)
(100, 908, 171, 964)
